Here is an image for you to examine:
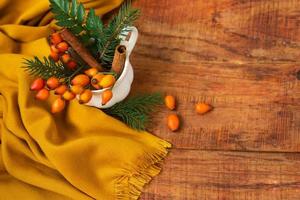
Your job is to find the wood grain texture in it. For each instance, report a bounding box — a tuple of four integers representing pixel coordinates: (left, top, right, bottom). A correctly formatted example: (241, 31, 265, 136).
(131, 58, 300, 152)
(141, 150, 300, 200)
(131, 0, 300, 152)
(128, 0, 300, 199)
(133, 0, 300, 63)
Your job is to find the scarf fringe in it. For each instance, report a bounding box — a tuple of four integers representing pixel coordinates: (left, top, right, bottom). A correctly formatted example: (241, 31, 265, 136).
(115, 140, 171, 200)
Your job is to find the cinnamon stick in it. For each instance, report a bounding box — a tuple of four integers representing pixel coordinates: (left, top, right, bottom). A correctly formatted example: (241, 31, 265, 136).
(60, 29, 103, 71)
(112, 45, 126, 75)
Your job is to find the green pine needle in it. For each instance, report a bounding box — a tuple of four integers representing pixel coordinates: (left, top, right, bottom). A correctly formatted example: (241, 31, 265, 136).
(50, 0, 85, 35)
(97, 1, 140, 66)
(49, 0, 140, 66)
(23, 56, 72, 80)
(104, 93, 163, 131)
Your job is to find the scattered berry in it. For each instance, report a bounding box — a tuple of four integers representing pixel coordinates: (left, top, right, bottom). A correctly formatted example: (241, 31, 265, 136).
(165, 95, 176, 110)
(195, 103, 213, 115)
(167, 114, 180, 132)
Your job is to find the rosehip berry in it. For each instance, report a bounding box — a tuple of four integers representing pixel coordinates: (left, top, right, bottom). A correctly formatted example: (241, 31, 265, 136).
(56, 42, 69, 53)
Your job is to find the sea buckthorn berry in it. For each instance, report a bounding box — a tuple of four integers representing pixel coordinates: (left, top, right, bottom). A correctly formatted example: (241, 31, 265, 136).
(165, 95, 176, 110)
(61, 53, 71, 63)
(66, 60, 77, 70)
(49, 51, 59, 62)
(50, 32, 63, 45)
(46, 77, 60, 90)
(78, 89, 92, 104)
(56, 42, 69, 53)
(62, 90, 76, 101)
(195, 103, 213, 115)
(35, 88, 50, 101)
(70, 85, 84, 95)
(71, 74, 90, 87)
(30, 78, 45, 91)
(54, 84, 68, 95)
(91, 81, 101, 90)
(51, 97, 66, 113)
(99, 75, 116, 88)
(101, 90, 113, 105)
(84, 67, 99, 77)
(167, 114, 180, 132)
(50, 45, 59, 53)
(91, 73, 104, 85)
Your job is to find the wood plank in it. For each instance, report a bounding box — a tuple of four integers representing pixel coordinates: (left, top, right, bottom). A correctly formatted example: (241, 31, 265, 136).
(133, 0, 300, 63)
(141, 149, 300, 200)
(128, 1, 300, 199)
(129, 0, 300, 152)
(130, 58, 300, 152)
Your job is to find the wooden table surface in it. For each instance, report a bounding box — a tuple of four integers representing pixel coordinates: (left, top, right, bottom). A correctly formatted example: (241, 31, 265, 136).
(129, 0, 300, 199)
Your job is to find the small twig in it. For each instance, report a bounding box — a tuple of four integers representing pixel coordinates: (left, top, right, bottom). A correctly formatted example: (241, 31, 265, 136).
(60, 29, 104, 71)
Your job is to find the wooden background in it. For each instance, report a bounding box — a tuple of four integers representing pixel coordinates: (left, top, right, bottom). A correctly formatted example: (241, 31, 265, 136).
(129, 0, 300, 199)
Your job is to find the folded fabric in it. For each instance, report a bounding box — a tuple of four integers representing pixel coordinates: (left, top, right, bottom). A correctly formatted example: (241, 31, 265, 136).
(0, 0, 171, 199)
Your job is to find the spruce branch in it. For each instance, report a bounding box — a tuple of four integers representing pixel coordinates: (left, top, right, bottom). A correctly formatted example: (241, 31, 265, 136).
(97, 1, 140, 65)
(49, 0, 140, 65)
(50, 0, 86, 35)
(103, 93, 163, 131)
(23, 56, 72, 80)
(86, 8, 104, 37)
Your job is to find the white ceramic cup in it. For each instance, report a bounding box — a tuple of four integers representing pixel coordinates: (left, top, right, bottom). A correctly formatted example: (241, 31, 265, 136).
(83, 26, 138, 108)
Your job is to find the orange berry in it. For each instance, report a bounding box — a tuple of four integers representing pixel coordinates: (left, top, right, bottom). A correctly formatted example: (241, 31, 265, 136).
(46, 77, 60, 90)
(84, 67, 99, 77)
(50, 45, 59, 53)
(70, 85, 84, 95)
(71, 74, 90, 87)
(91, 73, 104, 85)
(167, 114, 180, 132)
(67, 60, 77, 70)
(35, 88, 50, 101)
(54, 84, 68, 95)
(62, 90, 76, 101)
(91, 81, 101, 90)
(78, 89, 92, 104)
(195, 103, 213, 115)
(165, 95, 176, 110)
(30, 78, 45, 91)
(61, 53, 71, 63)
(56, 42, 69, 53)
(101, 90, 113, 105)
(50, 32, 63, 45)
(49, 51, 59, 62)
(51, 97, 66, 113)
(99, 75, 116, 88)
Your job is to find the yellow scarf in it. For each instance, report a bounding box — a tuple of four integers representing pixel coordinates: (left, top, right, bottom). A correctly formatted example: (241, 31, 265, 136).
(0, 0, 171, 199)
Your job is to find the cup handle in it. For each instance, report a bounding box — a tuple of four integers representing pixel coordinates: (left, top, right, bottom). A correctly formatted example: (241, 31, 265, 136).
(123, 26, 138, 57)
